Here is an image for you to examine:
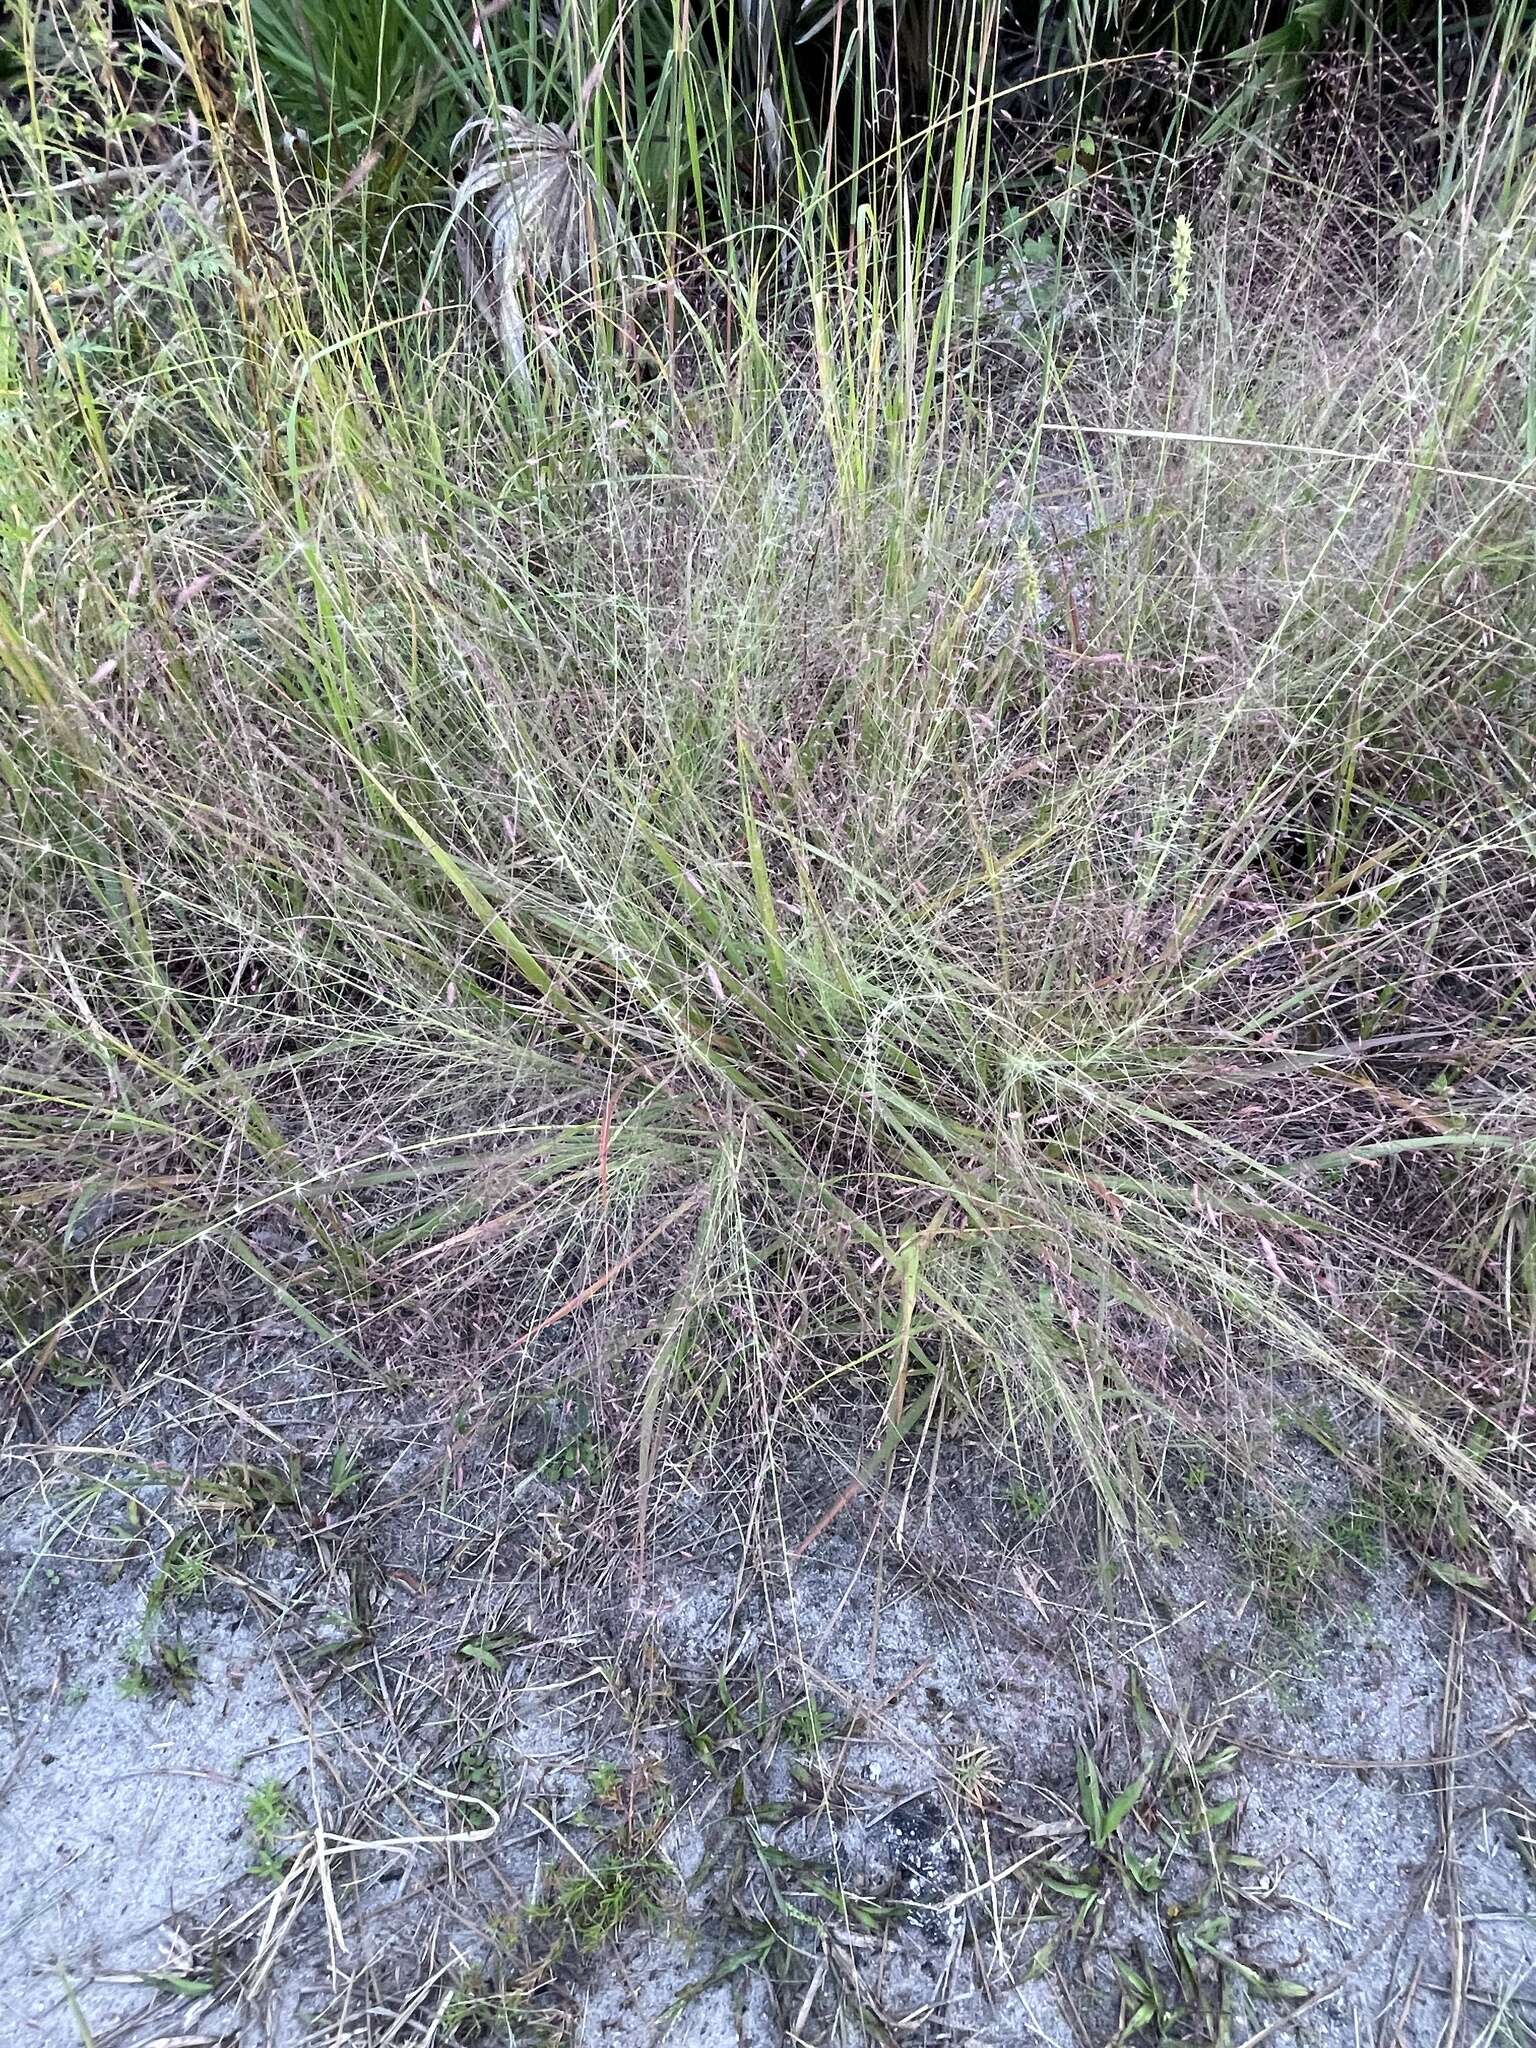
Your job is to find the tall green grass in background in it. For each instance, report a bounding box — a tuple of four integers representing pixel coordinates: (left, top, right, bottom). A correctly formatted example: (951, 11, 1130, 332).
(2, 0, 1534, 1550)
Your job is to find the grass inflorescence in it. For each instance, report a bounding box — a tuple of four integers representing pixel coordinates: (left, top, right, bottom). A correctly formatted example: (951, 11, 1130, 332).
(2, 0, 1535, 1575)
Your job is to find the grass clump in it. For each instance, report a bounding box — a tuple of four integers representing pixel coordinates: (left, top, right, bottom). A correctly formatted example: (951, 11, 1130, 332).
(1, 6, 1535, 1572)
(243, 1775, 297, 1882)
(536, 1846, 673, 1954)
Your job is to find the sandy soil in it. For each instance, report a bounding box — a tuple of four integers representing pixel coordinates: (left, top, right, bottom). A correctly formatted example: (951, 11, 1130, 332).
(4, 1337, 1534, 2047)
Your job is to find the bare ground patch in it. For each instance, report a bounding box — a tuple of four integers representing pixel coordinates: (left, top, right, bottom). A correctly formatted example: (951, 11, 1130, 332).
(4, 1332, 1534, 2048)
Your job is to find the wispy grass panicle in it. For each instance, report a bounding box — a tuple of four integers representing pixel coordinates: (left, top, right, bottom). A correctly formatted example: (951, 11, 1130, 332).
(3, 12, 1535, 1551)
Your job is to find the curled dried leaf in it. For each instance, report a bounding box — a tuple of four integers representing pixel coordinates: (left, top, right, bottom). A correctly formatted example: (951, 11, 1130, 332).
(449, 106, 623, 385)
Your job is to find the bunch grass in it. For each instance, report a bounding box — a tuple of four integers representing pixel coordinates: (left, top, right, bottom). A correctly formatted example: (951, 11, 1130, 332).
(2, 0, 1535, 1552)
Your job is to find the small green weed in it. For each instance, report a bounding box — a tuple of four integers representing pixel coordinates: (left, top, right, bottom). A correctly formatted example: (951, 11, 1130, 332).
(440, 1966, 551, 2043)
(196, 1461, 301, 1543)
(540, 1433, 603, 1487)
(536, 1848, 671, 1954)
(1375, 1441, 1475, 1553)
(782, 1695, 833, 1756)
(458, 1619, 523, 1676)
(677, 1678, 763, 1776)
(1075, 1748, 1149, 1853)
(1238, 1515, 1328, 1626)
(455, 1744, 504, 1802)
(953, 1742, 1004, 1809)
(244, 1777, 296, 1883)
(1004, 1478, 1052, 1521)
(1326, 1503, 1386, 1567)
(147, 1529, 214, 1617)
(117, 1659, 153, 1701)
(120, 1638, 200, 1703)
(326, 1445, 366, 1501)
(587, 1760, 624, 1808)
